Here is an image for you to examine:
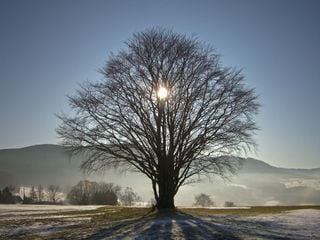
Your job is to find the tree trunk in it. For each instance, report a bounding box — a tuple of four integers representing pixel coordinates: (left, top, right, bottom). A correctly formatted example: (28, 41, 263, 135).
(157, 180, 175, 210)
(155, 101, 176, 210)
(156, 166, 176, 210)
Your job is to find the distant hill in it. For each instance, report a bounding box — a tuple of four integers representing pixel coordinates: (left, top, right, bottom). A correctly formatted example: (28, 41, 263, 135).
(238, 157, 320, 176)
(0, 144, 319, 206)
(0, 144, 85, 188)
(0, 144, 147, 195)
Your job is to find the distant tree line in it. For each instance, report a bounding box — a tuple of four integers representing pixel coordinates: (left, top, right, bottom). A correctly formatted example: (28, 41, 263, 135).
(23, 184, 61, 204)
(66, 180, 141, 206)
(67, 180, 118, 205)
(0, 184, 61, 204)
(0, 181, 142, 206)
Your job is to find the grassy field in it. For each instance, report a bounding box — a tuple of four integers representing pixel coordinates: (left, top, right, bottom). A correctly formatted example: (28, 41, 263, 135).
(182, 205, 320, 216)
(0, 205, 320, 239)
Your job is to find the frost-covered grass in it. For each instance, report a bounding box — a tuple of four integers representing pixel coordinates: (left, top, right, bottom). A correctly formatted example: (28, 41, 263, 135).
(0, 204, 319, 239)
(0, 204, 101, 216)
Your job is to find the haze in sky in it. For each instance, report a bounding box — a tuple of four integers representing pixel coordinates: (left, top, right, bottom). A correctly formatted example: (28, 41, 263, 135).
(0, 0, 319, 168)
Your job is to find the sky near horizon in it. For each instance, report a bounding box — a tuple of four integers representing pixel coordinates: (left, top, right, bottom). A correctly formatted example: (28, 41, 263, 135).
(0, 0, 319, 168)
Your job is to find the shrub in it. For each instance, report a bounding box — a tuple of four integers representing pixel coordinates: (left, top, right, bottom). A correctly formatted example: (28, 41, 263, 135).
(224, 201, 235, 207)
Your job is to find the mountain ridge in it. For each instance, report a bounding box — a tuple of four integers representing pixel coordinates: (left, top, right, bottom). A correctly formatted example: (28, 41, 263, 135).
(1, 144, 318, 170)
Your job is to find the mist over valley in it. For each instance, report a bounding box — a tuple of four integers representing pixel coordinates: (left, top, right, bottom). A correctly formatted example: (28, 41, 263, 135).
(1, 144, 319, 206)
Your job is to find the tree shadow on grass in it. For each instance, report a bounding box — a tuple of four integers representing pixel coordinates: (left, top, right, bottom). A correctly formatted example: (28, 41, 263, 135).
(85, 211, 241, 240)
(175, 212, 240, 240)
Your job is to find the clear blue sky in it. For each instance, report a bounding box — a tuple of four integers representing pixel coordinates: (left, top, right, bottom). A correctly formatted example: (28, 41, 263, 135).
(1, 0, 319, 168)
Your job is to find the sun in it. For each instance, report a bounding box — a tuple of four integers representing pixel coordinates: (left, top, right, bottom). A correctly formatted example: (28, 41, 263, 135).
(157, 86, 168, 100)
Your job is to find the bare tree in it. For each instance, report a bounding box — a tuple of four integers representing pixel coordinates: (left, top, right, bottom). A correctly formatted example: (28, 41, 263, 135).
(98, 182, 122, 197)
(57, 28, 259, 210)
(120, 187, 141, 206)
(68, 180, 98, 205)
(48, 185, 60, 203)
(194, 193, 215, 207)
(224, 201, 235, 207)
(37, 185, 44, 202)
(30, 186, 37, 202)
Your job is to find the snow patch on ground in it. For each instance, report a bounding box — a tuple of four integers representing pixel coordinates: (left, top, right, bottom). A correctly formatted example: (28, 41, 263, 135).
(241, 209, 320, 239)
(0, 204, 100, 213)
(0, 204, 100, 239)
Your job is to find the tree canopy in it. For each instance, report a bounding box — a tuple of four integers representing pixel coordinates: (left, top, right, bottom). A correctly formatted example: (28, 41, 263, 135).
(57, 28, 259, 209)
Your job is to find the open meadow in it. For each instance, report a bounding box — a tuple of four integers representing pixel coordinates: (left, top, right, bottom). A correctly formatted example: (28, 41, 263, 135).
(0, 204, 319, 239)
